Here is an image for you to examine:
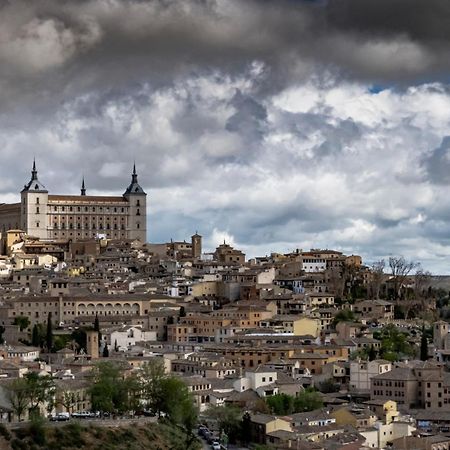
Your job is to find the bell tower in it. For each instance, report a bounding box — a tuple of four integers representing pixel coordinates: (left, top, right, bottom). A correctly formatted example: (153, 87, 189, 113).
(123, 164, 147, 242)
(20, 160, 48, 239)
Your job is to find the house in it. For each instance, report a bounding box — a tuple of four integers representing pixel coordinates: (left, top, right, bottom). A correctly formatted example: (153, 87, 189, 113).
(105, 325, 157, 351)
(353, 300, 394, 321)
(249, 413, 292, 445)
(349, 359, 391, 393)
(331, 405, 377, 428)
(390, 434, 449, 450)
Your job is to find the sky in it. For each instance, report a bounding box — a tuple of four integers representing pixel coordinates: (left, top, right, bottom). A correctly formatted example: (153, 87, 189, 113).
(2, 0, 450, 273)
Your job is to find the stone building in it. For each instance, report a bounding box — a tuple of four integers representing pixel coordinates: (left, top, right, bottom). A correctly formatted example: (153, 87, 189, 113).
(0, 161, 147, 243)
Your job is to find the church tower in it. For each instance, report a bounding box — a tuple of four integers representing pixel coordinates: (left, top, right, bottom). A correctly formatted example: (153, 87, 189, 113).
(123, 164, 147, 242)
(191, 232, 202, 259)
(20, 160, 48, 239)
(434, 320, 449, 350)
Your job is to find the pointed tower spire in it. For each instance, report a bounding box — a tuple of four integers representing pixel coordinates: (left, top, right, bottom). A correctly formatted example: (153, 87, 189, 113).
(124, 162, 145, 196)
(132, 162, 138, 184)
(31, 158, 37, 180)
(21, 158, 47, 193)
(81, 177, 86, 196)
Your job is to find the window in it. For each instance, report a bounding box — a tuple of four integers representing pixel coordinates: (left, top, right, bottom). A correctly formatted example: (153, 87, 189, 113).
(36, 207, 39, 213)
(36, 197, 39, 204)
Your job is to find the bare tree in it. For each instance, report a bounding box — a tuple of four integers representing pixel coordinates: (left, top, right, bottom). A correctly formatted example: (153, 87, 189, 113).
(326, 268, 345, 299)
(59, 390, 76, 414)
(388, 256, 418, 300)
(369, 260, 385, 299)
(414, 268, 433, 313)
(6, 378, 29, 421)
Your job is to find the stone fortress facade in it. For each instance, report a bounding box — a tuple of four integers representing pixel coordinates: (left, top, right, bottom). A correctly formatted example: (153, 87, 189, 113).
(0, 161, 147, 242)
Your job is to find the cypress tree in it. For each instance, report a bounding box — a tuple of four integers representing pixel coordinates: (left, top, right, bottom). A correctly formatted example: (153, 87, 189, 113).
(102, 344, 109, 357)
(31, 324, 40, 347)
(368, 345, 377, 361)
(114, 339, 118, 352)
(94, 313, 100, 332)
(420, 328, 428, 361)
(46, 312, 53, 352)
(94, 313, 102, 344)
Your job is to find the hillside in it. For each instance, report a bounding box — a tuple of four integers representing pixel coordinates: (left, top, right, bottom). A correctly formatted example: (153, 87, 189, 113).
(0, 421, 201, 450)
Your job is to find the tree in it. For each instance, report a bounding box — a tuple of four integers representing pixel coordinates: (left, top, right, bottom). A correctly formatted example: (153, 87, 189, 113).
(158, 376, 197, 425)
(114, 339, 118, 352)
(389, 256, 417, 300)
(326, 267, 345, 301)
(318, 379, 340, 394)
(293, 388, 323, 412)
(59, 391, 76, 414)
(139, 358, 167, 415)
(46, 312, 53, 352)
(31, 324, 40, 347)
(94, 314, 100, 332)
(6, 378, 29, 421)
(265, 390, 323, 415)
(368, 345, 377, 361)
(369, 260, 385, 299)
(332, 309, 356, 327)
(13, 316, 30, 332)
(24, 372, 55, 416)
(0, 325, 5, 345)
(89, 361, 128, 414)
(266, 393, 294, 415)
(179, 306, 186, 318)
(420, 327, 428, 361)
(71, 329, 87, 354)
(414, 269, 433, 313)
(102, 344, 109, 358)
(240, 411, 252, 446)
(94, 313, 102, 344)
(205, 405, 242, 443)
(375, 324, 416, 362)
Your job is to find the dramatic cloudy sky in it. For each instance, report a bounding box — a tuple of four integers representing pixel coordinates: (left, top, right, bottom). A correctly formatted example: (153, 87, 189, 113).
(2, 0, 450, 272)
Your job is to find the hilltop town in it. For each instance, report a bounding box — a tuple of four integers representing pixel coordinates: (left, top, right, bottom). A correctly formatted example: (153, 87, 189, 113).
(0, 163, 447, 449)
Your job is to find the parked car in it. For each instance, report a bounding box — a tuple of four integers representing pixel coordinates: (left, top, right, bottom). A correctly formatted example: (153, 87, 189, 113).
(71, 411, 91, 419)
(50, 412, 70, 422)
(211, 441, 221, 450)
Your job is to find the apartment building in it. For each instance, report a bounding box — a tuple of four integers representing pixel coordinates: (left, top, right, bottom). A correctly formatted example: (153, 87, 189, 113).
(371, 361, 450, 409)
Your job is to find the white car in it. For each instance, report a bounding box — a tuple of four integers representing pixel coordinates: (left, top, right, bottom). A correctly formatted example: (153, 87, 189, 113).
(50, 412, 70, 421)
(211, 442, 221, 450)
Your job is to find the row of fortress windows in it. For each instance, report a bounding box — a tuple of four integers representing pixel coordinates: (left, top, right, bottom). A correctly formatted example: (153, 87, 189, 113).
(34, 222, 140, 230)
(25, 198, 141, 210)
(31, 207, 141, 215)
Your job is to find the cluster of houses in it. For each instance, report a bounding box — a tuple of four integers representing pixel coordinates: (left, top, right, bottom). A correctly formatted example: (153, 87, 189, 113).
(0, 231, 448, 449)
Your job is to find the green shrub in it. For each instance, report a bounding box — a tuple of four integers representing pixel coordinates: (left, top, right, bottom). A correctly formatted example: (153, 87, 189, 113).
(0, 423, 11, 440)
(11, 438, 28, 450)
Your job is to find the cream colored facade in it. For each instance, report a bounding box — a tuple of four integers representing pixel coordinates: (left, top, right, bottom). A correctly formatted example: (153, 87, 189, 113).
(350, 360, 392, 392)
(0, 294, 163, 329)
(0, 162, 147, 244)
(293, 317, 321, 337)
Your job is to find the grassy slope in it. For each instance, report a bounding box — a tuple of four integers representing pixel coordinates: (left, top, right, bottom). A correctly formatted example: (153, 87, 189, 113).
(4, 421, 201, 450)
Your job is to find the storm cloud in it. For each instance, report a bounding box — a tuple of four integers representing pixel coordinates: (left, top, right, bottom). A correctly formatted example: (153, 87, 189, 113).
(1, 0, 450, 271)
